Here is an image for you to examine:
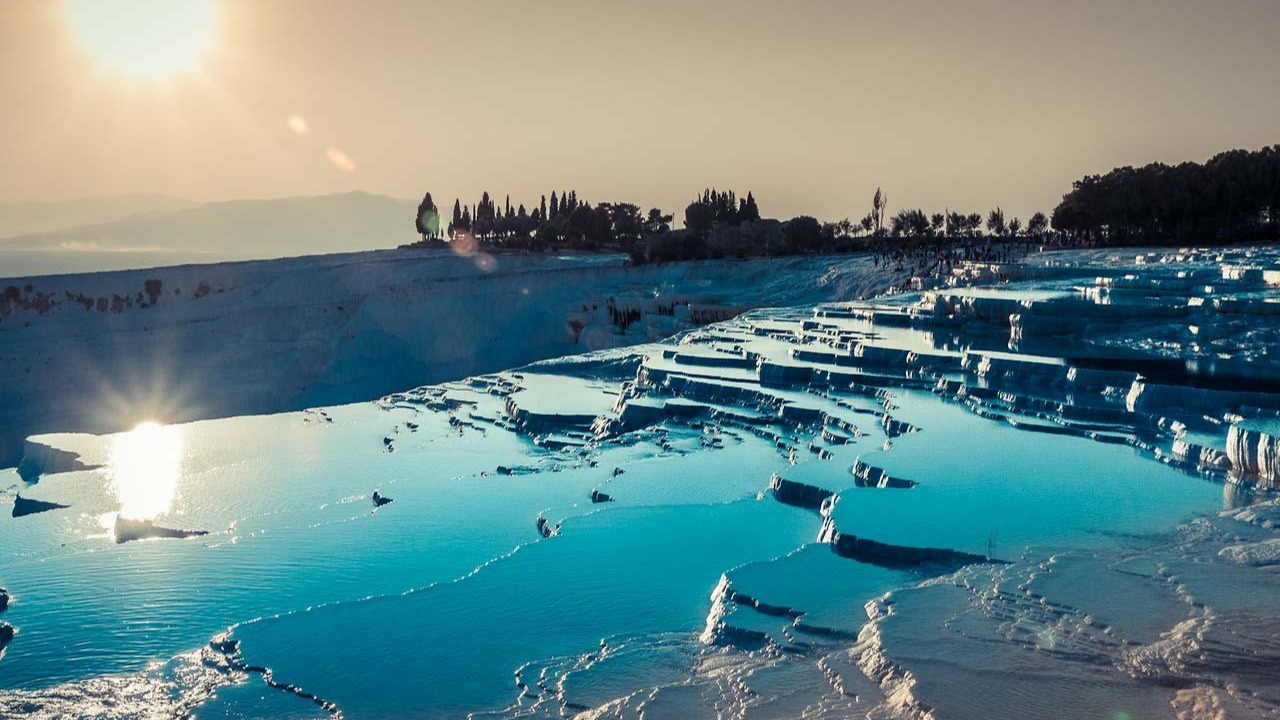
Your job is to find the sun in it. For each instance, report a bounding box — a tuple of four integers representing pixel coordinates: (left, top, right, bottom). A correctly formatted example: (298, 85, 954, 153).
(108, 421, 184, 520)
(67, 0, 217, 81)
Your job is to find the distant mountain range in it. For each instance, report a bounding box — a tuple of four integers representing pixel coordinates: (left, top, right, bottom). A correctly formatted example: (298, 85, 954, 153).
(0, 192, 418, 277)
(0, 194, 198, 238)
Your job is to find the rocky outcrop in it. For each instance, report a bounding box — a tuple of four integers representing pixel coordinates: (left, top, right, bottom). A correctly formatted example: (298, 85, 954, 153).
(852, 460, 917, 489)
(12, 494, 70, 518)
(827, 531, 987, 566)
(1066, 366, 1140, 391)
(535, 516, 560, 538)
(1222, 265, 1266, 282)
(113, 517, 209, 544)
(850, 601, 935, 720)
(921, 292, 1024, 325)
(819, 516, 989, 567)
(663, 348, 755, 370)
(698, 575, 780, 650)
(1172, 438, 1231, 470)
(505, 397, 601, 435)
(779, 403, 823, 423)
(1227, 419, 1280, 484)
(880, 415, 917, 438)
(963, 352, 1066, 387)
(757, 361, 811, 386)
(0, 588, 8, 657)
(612, 399, 665, 431)
(767, 474, 833, 509)
(16, 438, 92, 482)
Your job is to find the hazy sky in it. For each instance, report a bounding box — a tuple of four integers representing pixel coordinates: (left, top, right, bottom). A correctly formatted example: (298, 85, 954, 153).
(4, 0, 1279, 222)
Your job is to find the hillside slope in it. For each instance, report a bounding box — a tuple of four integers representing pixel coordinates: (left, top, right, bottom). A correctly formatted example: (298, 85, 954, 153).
(0, 249, 901, 464)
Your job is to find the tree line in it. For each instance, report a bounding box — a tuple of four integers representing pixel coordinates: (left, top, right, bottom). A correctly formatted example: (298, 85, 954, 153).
(1050, 145, 1280, 244)
(414, 190, 671, 252)
(414, 185, 1056, 262)
(412, 144, 1280, 264)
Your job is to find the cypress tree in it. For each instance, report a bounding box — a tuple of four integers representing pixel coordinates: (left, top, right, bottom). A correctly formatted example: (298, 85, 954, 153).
(743, 192, 760, 222)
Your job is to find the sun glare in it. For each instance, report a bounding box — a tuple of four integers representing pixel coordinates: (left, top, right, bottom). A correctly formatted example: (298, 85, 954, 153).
(67, 0, 217, 81)
(108, 421, 184, 520)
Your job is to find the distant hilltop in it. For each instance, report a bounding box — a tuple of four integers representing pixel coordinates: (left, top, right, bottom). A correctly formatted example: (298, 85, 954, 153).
(0, 194, 198, 238)
(0, 192, 416, 277)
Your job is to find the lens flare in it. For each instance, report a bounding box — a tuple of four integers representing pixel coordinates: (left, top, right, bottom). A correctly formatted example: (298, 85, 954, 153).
(450, 230, 478, 256)
(326, 147, 357, 172)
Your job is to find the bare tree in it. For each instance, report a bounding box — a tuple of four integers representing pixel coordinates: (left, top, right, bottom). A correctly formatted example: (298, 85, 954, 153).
(871, 188, 888, 236)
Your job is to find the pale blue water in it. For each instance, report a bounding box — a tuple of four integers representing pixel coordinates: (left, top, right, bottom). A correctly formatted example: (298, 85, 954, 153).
(2, 250, 1270, 718)
(828, 392, 1218, 558)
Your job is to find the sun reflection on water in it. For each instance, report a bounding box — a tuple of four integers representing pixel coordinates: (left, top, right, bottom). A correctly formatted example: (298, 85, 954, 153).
(108, 421, 184, 520)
